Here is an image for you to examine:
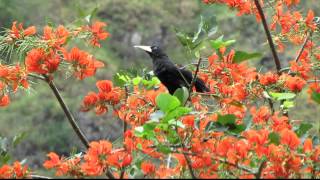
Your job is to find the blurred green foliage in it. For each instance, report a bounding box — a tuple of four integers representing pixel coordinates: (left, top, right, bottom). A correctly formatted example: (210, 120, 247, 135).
(0, 0, 319, 175)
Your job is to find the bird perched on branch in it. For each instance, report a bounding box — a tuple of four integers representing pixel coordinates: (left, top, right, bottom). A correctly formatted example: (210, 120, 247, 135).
(134, 45, 210, 94)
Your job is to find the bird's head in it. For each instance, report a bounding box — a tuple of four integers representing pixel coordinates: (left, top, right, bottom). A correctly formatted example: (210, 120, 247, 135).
(134, 45, 167, 58)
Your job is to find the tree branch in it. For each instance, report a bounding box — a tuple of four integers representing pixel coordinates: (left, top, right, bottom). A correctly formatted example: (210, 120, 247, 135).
(185, 57, 202, 106)
(43, 75, 90, 148)
(254, 0, 282, 74)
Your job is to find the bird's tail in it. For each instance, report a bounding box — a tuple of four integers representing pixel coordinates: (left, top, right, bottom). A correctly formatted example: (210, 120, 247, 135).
(195, 78, 210, 92)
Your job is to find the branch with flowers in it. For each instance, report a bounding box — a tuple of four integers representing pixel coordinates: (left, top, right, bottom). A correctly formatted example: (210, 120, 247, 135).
(1, 0, 320, 179)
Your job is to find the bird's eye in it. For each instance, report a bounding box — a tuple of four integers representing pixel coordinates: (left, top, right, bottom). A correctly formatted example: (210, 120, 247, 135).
(153, 46, 158, 50)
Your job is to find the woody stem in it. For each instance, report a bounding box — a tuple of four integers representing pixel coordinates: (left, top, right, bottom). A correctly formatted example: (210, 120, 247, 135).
(254, 0, 282, 74)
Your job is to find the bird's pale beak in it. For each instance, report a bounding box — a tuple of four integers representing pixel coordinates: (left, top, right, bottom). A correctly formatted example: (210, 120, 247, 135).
(134, 45, 152, 53)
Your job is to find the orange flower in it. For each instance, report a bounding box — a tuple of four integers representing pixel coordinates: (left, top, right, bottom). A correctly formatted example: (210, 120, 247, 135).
(10, 21, 36, 39)
(62, 47, 104, 80)
(88, 21, 110, 47)
(141, 161, 156, 175)
(0, 94, 10, 107)
(81, 92, 99, 112)
(303, 138, 313, 153)
(25, 48, 60, 74)
(43, 152, 61, 169)
(250, 106, 271, 124)
(284, 0, 300, 6)
(96, 80, 113, 93)
(81, 140, 112, 176)
(305, 10, 316, 31)
(13, 161, 28, 178)
(259, 72, 278, 86)
(43, 25, 69, 49)
(280, 129, 300, 150)
(182, 115, 195, 127)
(107, 151, 132, 168)
(284, 75, 306, 92)
(0, 165, 12, 178)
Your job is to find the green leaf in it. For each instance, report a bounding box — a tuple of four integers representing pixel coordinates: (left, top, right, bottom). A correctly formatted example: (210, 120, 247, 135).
(268, 132, 280, 145)
(217, 114, 236, 126)
(134, 123, 157, 139)
(269, 92, 296, 101)
(202, 15, 217, 36)
(312, 91, 320, 104)
(283, 100, 295, 109)
(163, 107, 191, 122)
(175, 30, 193, 48)
(230, 124, 246, 134)
(233, 51, 262, 63)
(157, 145, 171, 154)
(295, 123, 313, 137)
(113, 72, 131, 87)
(173, 87, 189, 105)
(168, 119, 185, 129)
(192, 16, 205, 43)
(156, 93, 181, 113)
(13, 132, 27, 148)
(132, 77, 142, 85)
(210, 36, 236, 50)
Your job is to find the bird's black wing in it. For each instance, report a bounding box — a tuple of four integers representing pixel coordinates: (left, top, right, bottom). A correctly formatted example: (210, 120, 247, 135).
(179, 68, 210, 93)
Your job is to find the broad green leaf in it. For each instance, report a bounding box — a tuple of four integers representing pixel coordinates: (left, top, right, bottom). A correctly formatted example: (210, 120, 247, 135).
(210, 36, 236, 50)
(173, 87, 189, 105)
(295, 123, 313, 137)
(312, 91, 320, 104)
(156, 93, 181, 113)
(217, 114, 236, 126)
(132, 77, 142, 85)
(230, 124, 246, 134)
(163, 107, 191, 122)
(269, 92, 296, 101)
(283, 100, 295, 109)
(233, 51, 262, 63)
(134, 123, 157, 139)
(268, 132, 280, 145)
(157, 145, 171, 154)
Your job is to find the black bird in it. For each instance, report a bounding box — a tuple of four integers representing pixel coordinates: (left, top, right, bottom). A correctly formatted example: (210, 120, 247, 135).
(134, 45, 210, 94)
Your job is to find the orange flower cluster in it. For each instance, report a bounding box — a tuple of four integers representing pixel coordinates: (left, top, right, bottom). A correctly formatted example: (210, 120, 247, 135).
(205, 49, 258, 119)
(62, 47, 104, 80)
(10, 21, 36, 39)
(82, 80, 124, 115)
(0, 20, 109, 108)
(86, 21, 110, 47)
(0, 64, 28, 107)
(25, 48, 60, 74)
(43, 140, 132, 177)
(0, 161, 29, 179)
(116, 85, 167, 127)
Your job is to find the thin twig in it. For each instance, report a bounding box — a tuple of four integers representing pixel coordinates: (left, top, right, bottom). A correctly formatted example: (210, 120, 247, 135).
(254, 160, 267, 179)
(254, 0, 282, 74)
(28, 74, 46, 81)
(43, 75, 90, 148)
(295, 32, 312, 63)
(30, 175, 52, 179)
(185, 57, 202, 106)
(182, 150, 197, 179)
